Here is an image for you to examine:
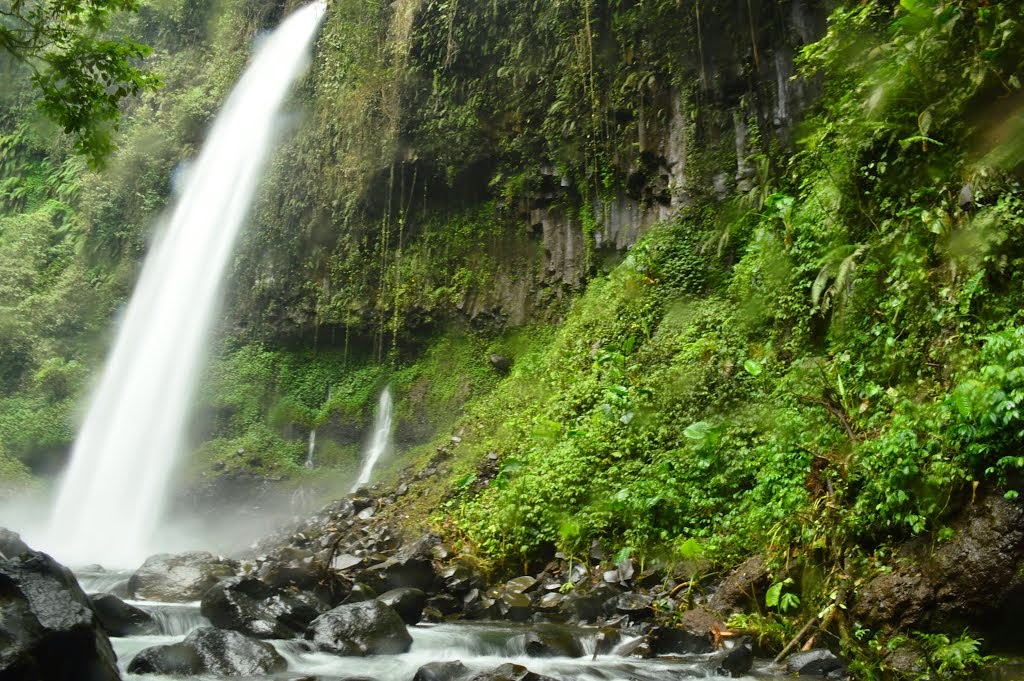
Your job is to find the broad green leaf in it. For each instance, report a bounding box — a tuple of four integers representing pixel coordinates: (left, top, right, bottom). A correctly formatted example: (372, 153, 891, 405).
(684, 421, 712, 440)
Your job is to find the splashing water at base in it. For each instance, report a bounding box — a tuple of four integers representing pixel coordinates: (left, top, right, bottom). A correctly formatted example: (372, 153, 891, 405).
(41, 2, 326, 568)
(352, 387, 393, 491)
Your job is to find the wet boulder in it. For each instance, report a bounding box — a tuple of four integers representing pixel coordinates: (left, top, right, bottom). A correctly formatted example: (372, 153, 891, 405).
(0, 530, 121, 681)
(356, 555, 436, 593)
(705, 555, 768, 616)
(347, 582, 379, 603)
(127, 626, 286, 675)
(306, 599, 412, 655)
(649, 625, 714, 654)
(614, 593, 653, 619)
(128, 551, 238, 602)
(523, 628, 584, 658)
(468, 663, 559, 681)
(90, 592, 158, 636)
(505, 576, 538, 594)
(497, 590, 533, 621)
(379, 587, 427, 625)
(534, 592, 568, 616)
(413, 660, 472, 681)
(854, 493, 1024, 635)
(258, 553, 348, 606)
(558, 590, 605, 623)
(717, 639, 753, 677)
(200, 576, 322, 639)
(784, 649, 845, 676)
(0, 527, 30, 556)
(426, 593, 462, 617)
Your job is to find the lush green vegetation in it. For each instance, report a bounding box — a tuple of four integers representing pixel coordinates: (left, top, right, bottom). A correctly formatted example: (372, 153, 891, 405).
(0, 0, 161, 166)
(2, 0, 1024, 677)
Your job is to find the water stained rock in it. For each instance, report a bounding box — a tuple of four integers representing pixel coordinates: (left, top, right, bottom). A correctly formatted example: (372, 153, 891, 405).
(128, 551, 238, 602)
(467, 662, 559, 681)
(0, 529, 120, 681)
(306, 599, 413, 656)
(127, 626, 286, 675)
(90, 592, 158, 636)
(200, 575, 324, 639)
(413, 660, 472, 681)
(854, 493, 1024, 638)
(379, 587, 427, 625)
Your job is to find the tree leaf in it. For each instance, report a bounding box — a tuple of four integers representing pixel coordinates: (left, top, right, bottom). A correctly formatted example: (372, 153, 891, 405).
(765, 581, 783, 608)
(684, 421, 712, 440)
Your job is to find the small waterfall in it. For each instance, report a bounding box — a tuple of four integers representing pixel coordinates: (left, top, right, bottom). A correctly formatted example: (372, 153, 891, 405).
(305, 386, 331, 469)
(43, 2, 326, 568)
(304, 428, 317, 469)
(351, 388, 393, 491)
(137, 602, 209, 637)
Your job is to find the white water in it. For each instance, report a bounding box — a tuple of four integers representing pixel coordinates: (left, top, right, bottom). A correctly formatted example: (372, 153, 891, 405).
(109, 622, 758, 681)
(304, 428, 317, 468)
(42, 2, 326, 568)
(305, 387, 331, 468)
(352, 387, 393, 491)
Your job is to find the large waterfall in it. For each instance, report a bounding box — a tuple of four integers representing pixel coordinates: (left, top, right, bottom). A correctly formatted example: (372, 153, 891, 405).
(352, 388, 393, 491)
(45, 2, 326, 568)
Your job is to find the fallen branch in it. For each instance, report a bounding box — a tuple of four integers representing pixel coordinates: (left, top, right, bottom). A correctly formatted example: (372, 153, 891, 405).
(773, 615, 818, 665)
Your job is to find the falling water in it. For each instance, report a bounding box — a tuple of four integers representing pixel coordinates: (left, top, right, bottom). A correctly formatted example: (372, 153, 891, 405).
(304, 429, 317, 469)
(44, 2, 326, 568)
(352, 388, 393, 491)
(305, 386, 331, 469)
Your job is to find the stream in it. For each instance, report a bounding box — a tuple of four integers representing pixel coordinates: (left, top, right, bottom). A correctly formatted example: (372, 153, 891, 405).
(78, 570, 777, 681)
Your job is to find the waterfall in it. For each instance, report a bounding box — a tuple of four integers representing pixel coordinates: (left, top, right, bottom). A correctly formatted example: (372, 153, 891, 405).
(304, 428, 317, 469)
(305, 386, 331, 469)
(352, 388, 393, 492)
(43, 2, 326, 568)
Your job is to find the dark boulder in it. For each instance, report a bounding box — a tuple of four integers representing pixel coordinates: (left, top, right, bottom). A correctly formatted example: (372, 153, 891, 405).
(558, 590, 605, 623)
(497, 590, 532, 622)
(413, 660, 472, 681)
(426, 593, 462, 617)
(128, 551, 237, 602)
(200, 576, 322, 639)
(356, 556, 436, 593)
(127, 626, 286, 675)
(614, 593, 653, 619)
(306, 599, 412, 655)
(706, 555, 768, 616)
(505, 576, 538, 594)
(378, 587, 427, 625)
(717, 639, 753, 677)
(347, 582, 379, 603)
(489, 354, 511, 374)
(0, 527, 30, 557)
(649, 625, 713, 655)
(785, 649, 845, 676)
(90, 593, 157, 636)
(467, 663, 559, 681)
(258, 555, 349, 606)
(523, 628, 584, 658)
(0, 530, 120, 681)
(854, 493, 1024, 636)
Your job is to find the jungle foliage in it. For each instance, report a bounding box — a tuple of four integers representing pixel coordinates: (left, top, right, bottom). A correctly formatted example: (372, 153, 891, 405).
(1, 0, 1024, 677)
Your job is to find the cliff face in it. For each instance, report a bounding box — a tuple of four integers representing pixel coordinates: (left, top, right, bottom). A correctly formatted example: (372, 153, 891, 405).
(225, 0, 829, 346)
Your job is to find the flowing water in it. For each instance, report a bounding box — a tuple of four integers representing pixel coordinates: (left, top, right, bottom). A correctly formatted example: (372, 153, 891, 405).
(352, 387, 393, 491)
(105, 614, 771, 681)
(305, 428, 317, 469)
(40, 2, 326, 568)
(78, 567, 771, 681)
